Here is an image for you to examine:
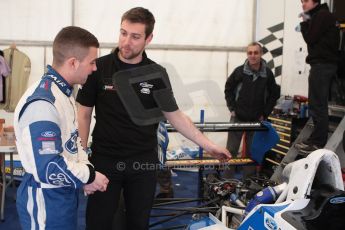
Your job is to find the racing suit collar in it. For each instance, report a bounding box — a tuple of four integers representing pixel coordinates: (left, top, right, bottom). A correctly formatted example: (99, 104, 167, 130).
(46, 65, 73, 97)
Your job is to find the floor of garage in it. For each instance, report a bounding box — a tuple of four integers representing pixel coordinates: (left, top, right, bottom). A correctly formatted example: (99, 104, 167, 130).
(0, 170, 201, 230)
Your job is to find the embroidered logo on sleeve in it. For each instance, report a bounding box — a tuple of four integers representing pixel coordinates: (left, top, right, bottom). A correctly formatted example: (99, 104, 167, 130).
(65, 130, 78, 154)
(48, 173, 72, 186)
(39, 141, 59, 154)
(38, 130, 59, 154)
(41, 131, 56, 138)
(47, 162, 76, 187)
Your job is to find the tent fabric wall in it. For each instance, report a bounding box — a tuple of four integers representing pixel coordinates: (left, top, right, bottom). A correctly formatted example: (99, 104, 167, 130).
(280, 0, 330, 97)
(0, 0, 254, 124)
(255, 0, 285, 86)
(256, 0, 318, 97)
(0, 0, 255, 147)
(75, 0, 253, 46)
(1, 0, 254, 46)
(281, 0, 309, 97)
(0, 0, 72, 41)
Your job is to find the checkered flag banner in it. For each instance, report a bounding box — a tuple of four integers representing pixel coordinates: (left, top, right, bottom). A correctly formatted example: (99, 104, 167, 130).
(258, 22, 284, 80)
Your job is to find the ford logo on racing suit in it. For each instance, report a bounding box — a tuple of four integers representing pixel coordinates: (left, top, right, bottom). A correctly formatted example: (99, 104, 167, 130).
(41, 131, 56, 138)
(264, 216, 278, 230)
(65, 130, 78, 154)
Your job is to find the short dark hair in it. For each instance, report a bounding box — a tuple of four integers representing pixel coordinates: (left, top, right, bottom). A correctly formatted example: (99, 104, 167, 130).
(302, 0, 320, 4)
(121, 7, 155, 39)
(53, 26, 99, 67)
(247, 42, 263, 53)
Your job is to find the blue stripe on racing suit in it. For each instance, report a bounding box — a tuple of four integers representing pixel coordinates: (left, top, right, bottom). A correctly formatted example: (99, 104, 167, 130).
(29, 120, 82, 188)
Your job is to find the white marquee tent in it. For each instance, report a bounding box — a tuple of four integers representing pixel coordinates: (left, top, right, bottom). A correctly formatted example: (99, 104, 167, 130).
(1, 0, 330, 146)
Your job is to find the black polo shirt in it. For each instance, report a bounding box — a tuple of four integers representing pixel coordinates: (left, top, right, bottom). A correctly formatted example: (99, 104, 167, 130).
(76, 49, 178, 160)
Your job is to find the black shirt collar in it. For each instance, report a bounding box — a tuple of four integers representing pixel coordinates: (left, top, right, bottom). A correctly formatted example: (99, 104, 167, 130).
(112, 47, 150, 70)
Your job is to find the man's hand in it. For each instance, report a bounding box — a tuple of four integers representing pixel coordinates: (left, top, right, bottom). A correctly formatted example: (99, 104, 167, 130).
(84, 171, 109, 195)
(163, 110, 232, 162)
(299, 12, 310, 22)
(205, 144, 232, 162)
(84, 184, 95, 195)
(259, 115, 264, 121)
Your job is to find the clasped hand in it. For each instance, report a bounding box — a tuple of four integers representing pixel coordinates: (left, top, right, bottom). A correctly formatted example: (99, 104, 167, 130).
(83, 171, 109, 195)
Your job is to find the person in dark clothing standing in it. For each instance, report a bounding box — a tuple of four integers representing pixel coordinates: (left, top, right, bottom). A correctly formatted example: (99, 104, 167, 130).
(295, 0, 340, 154)
(77, 7, 231, 230)
(224, 42, 280, 178)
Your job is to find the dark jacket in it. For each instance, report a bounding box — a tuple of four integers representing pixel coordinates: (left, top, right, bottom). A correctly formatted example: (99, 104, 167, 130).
(300, 3, 340, 65)
(224, 60, 280, 121)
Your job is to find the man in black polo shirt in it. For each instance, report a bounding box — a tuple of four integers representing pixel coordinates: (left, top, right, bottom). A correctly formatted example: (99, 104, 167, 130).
(76, 7, 231, 230)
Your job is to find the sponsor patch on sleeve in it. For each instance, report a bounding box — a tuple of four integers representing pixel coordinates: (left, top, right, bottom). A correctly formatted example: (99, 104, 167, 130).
(39, 141, 59, 154)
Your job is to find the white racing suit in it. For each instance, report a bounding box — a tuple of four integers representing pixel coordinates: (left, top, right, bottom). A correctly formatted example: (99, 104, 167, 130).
(14, 65, 94, 230)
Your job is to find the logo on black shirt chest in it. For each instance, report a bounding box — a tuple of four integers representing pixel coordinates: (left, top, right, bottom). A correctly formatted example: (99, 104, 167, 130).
(103, 77, 116, 91)
(104, 85, 115, 91)
(139, 82, 153, 94)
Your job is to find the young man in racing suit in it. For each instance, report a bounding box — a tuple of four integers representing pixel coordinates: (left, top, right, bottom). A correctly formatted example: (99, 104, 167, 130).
(14, 26, 109, 230)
